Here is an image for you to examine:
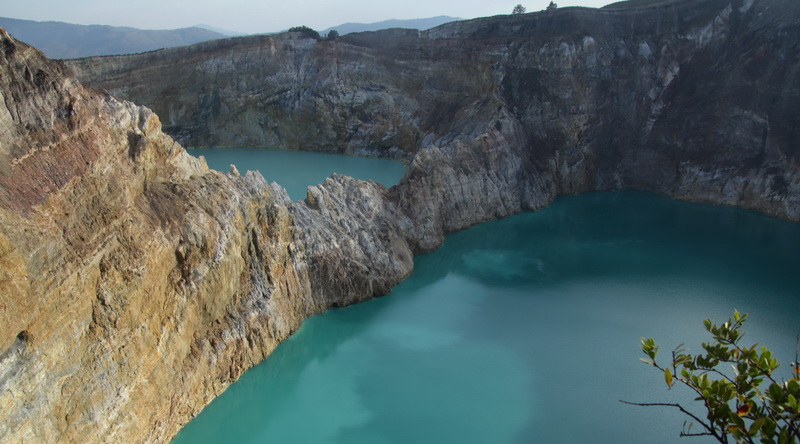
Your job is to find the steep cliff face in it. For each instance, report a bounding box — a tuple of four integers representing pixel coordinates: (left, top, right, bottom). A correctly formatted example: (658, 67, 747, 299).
(67, 0, 800, 221)
(3, 0, 800, 441)
(390, 0, 800, 243)
(0, 29, 413, 442)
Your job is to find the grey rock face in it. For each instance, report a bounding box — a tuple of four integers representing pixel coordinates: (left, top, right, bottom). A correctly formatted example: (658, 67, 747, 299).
(67, 0, 800, 222)
(291, 175, 416, 303)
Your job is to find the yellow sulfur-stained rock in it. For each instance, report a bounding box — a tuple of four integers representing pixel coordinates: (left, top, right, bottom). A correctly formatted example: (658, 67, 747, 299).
(0, 27, 414, 443)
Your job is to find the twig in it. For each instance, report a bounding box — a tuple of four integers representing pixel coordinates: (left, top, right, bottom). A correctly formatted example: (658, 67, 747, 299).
(620, 400, 727, 443)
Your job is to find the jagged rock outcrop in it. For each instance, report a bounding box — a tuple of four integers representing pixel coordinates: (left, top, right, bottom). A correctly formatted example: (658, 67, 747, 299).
(2, 0, 800, 441)
(67, 0, 800, 221)
(0, 29, 413, 443)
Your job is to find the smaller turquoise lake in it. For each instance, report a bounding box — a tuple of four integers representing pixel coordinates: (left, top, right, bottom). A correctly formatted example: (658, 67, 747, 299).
(187, 147, 407, 201)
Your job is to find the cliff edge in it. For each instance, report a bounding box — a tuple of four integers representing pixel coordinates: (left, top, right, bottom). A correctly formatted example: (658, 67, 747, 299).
(2, 0, 799, 441)
(0, 28, 413, 442)
(68, 0, 800, 222)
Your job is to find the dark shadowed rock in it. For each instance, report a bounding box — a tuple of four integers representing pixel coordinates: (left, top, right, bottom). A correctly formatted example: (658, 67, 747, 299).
(67, 0, 800, 221)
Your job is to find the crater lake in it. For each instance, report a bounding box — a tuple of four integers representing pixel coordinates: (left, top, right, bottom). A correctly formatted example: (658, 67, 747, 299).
(175, 149, 800, 443)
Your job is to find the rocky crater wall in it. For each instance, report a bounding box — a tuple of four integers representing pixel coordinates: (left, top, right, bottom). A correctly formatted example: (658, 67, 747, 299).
(67, 0, 800, 221)
(1, 0, 799, 442)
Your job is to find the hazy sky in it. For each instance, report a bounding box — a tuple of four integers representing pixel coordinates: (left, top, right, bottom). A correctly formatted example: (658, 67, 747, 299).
(2, 0, 612, 34)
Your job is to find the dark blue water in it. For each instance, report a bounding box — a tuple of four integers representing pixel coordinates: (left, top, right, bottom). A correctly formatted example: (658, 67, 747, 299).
(187, 147, 407, 201)
(173, 189, 800, 444)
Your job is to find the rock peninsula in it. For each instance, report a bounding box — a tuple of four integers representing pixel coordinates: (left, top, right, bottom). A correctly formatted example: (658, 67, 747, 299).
(1, 0, 799, 441)
(0, 28, 412, 442)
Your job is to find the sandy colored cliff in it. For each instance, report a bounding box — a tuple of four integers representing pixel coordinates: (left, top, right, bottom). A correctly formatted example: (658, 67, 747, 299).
(0, 28, 412, 442)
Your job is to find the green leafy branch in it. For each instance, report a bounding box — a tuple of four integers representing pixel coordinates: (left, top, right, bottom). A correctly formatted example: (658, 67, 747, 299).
(623, 311, 800, 444)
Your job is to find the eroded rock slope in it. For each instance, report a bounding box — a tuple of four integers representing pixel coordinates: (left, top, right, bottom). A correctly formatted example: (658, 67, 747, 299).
(0, 28, 413, 442)
(68, 0, 800, 221)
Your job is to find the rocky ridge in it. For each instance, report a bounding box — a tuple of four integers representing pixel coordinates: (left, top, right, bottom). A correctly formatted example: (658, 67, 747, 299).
(1, 0, 799, 441)
(0, 29, 413, 442)
(68, 0, 800, 222)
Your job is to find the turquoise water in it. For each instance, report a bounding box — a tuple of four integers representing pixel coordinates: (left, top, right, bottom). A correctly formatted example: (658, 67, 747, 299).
(173, 191, 800, 444)
(187, 147, 407, 201)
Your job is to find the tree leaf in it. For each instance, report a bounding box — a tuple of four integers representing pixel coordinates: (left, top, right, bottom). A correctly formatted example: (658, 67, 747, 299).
(665, 368, 673, 388)
(737, 403, 752, 417)
(749, 417, 765, 436)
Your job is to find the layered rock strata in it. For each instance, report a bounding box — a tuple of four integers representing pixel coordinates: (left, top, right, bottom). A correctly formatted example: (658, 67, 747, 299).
(1, 0, 799, 441)
(0, 29, 412, 443)
(67, 0, 800, 221)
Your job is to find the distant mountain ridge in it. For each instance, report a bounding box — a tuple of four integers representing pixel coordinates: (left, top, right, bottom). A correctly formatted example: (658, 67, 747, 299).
(0, 16, 462, 59)
(320, 16, 461, 36)
(0, 16, 224, 59)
